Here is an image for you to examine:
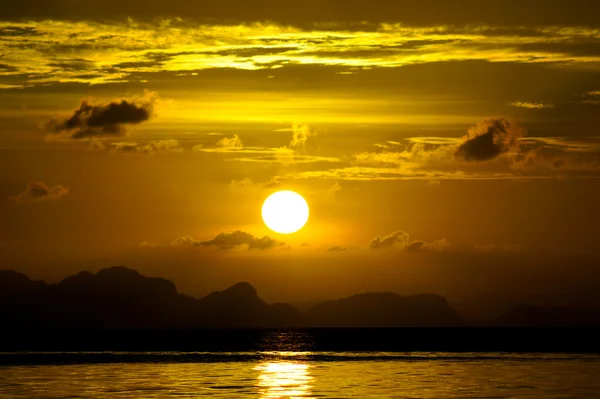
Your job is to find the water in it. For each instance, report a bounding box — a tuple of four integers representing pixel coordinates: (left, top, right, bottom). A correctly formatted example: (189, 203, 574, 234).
(2, 352, 600, 398)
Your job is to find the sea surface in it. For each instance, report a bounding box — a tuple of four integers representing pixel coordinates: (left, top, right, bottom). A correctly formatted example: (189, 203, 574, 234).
(1, 330, 600, 398)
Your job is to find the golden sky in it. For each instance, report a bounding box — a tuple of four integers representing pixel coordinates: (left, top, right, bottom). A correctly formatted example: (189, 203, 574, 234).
(1, 0, 600, 309)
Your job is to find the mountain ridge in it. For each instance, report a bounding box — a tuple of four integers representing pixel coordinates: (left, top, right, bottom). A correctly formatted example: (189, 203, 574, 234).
(2, 266, 599, 328)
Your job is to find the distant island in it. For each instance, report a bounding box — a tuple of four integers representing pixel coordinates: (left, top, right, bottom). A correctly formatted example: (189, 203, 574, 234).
(2, 266, 600, 329)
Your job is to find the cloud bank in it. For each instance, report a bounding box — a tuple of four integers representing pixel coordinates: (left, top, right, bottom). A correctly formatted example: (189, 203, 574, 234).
(2, 20, 600, 86)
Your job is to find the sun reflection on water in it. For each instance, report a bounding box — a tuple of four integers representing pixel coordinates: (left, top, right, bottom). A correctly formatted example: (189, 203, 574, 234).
(255, 358, 313, 399)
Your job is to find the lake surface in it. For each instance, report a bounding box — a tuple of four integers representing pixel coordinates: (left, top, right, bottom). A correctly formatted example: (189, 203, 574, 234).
(2, 352, 600, 398)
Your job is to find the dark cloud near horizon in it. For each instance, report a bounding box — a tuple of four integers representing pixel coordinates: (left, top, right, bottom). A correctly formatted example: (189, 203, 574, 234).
(202, 231, 283, 250)
(328, 246, 347, 252)
(455, 118, 524, 162)
(46, 95, 156, 140)
(9, 181, 69, 203)
(370, 231, 450, 252)
(171, 231, 283, 250)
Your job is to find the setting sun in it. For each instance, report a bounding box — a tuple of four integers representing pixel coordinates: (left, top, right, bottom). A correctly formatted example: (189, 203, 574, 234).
(262, 191, 309, 234)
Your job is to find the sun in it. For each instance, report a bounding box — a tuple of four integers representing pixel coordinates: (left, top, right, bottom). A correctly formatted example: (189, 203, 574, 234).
(262, 191, 309, 234)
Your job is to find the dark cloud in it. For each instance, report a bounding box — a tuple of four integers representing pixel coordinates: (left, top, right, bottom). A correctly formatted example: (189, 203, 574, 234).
(46, 92, 157, 140)
(201, 231, 283, 250)
(9, 181, 69, 203)
(171, 231, 283, 250)
(455, 118, 524, 162)
(328, 246, 347, 252)
(0, 26, 38, 37)
(370, 231, 450, 252)
(47, 59, 94, 71)
(0, 63, 18, 72)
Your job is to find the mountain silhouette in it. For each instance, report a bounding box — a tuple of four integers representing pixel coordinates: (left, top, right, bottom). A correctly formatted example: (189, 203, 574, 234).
(307, 292, 466, 327)
(3, 266, 597, 329)
(0, 267, 310, 329)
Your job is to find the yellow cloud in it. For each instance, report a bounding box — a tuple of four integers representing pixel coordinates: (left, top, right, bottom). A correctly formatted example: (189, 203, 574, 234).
(509, 101, 554, 109)
(2, 20, 600, 86)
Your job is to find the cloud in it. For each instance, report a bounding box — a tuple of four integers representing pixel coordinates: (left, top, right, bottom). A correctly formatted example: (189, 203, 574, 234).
(233, 153, 341, 164)
(511, 137, 600, 172)
(455, 118, 525, 162)
(45, 92, 158, 140)
(0, 84, 27, 90)
(140, 139, 183, 153)
(193, 123, 340, 164)
(509, 101, 554, 109)
(170, 236, 202, 247)
(370, 230, 450, 252)
(110, 139, 183, 154)
(9, 181, 69, 203)
(407, 238, 451, 252)
(284, 166, 520, 181)
(170, 231, 284, 250)
(227, 177, 283, 193)
(228, 178, 255, 192)
(328, 245, 347, 252)
(217, 134, 243, 148)
(276, 118, 600, 182)
(109, 142, 140, 152)
(582, 90, 600, 104)
(369, 230, 410, 249)
(201, 231, 283, 250)
(328, 182, 342, 195)
(88, 139, 106, 151)
(290, 122, 313, 149)
(3, 21, 600, 86)
(194, 133, 283, 155)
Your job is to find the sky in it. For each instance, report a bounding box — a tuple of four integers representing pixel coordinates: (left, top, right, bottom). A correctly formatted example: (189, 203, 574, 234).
(1, 0, 600, 315)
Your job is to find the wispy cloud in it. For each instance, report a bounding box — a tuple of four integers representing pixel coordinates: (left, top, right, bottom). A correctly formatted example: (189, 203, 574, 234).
(109, 139, 184, 154)
(0, 83, 27, 89)
(582, 90, 600, 104)
(193, 123, 341, 164)
(509, 101, 554, 109)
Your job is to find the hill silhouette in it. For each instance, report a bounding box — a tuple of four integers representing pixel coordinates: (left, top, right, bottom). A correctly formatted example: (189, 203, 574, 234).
(308, 292, 466, 327)
(2, 266, 599, 328)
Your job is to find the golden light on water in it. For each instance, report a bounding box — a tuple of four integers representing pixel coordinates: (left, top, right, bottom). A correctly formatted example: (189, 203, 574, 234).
(255, 361, 313, 399)
(262, 191, 309, 234)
